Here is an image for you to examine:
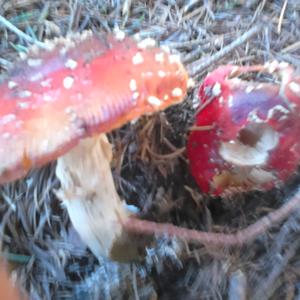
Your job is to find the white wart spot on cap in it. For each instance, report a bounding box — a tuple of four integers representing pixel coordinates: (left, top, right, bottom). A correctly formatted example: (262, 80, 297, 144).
(212, 82, 221, 96)
(137, 38, 156, 49)
(114, 29, 126, 41)
(27, 58, 43, 67)
(187, 78, 195, 88)
(289, 81, 300, 94)
(18, 90, 32, 98)
(161, 45, 170, 53)
(279, 61, 289, 68)
(169, 54, 181, 64)
(8, 81, 18, 89)
(147, 96, 162, 106)
(246, 86, 255, 94)
(65, 107, 77, 122)
(65, 59, 78, 70)
(79, 30, 93, 41)
(17, 102, 30, 109)
(132, 52, 144, 65)
(43, 94, 53, 102)
(129, 79, 137, 91)
(171, 87, 183, 97)
(19, 52, 27, 60)
(41, 78, 52, 88)
(29, 72, 43, 82)
(132, 92, 139, 101)
(155, 52, 164, 63)
(63, 76, 74, 89)
(158, 70, 166, 78)
(228, 95, 233, 107)
(265, 60, 278, 73)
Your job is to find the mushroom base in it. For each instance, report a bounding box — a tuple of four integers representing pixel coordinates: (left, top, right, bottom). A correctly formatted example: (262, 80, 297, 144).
(55, 134, 143, 262)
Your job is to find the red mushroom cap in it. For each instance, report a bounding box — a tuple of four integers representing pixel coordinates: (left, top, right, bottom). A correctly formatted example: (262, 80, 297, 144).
(0, 31, 188, 183)
(187, 62, 300, 195)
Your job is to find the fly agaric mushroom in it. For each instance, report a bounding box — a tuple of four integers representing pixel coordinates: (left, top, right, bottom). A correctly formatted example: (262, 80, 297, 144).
(0, 31, 188, 260)
(187, 62, 300, 195)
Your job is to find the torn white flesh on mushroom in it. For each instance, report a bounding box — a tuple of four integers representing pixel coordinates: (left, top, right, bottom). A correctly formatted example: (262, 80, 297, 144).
(55, 134, 140, 261)
(219, 123, 279, 166)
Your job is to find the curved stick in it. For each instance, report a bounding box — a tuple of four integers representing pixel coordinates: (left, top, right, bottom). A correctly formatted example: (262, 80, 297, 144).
(123, 189, 300, 247)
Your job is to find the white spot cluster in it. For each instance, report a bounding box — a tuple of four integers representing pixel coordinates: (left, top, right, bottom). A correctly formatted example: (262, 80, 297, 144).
(114, 28, 126, 41)
(53, 30, 93, 56)
(132, 52, 144, 65)
(65, 59, 78, 70)
(63, 76, 74, 89)
(137, 38, 156, 49)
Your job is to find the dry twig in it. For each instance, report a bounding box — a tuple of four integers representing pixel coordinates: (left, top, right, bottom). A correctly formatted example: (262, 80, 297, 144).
(187, 24, 263, 77)
(124, 188, 300, 247)
(0, 15, 47, 49)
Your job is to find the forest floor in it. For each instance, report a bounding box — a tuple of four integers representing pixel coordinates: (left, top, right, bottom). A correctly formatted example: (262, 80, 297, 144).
(1, 1, 300, 299)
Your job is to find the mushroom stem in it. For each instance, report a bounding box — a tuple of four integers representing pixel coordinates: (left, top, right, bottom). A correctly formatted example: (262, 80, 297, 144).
(55, 134, 141, 261)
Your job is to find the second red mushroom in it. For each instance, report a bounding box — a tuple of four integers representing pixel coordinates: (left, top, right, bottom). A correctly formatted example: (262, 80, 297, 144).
(187, 62, 300, 195)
